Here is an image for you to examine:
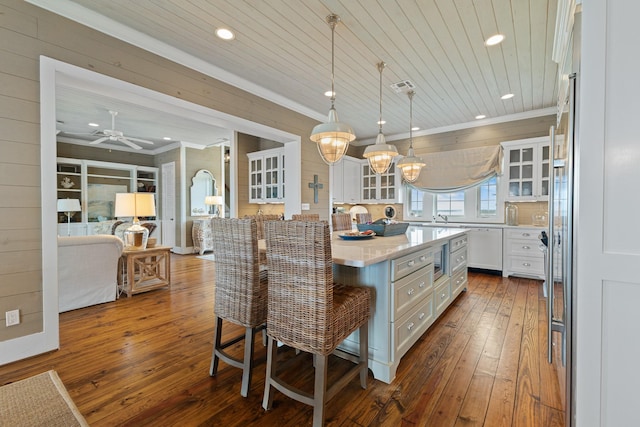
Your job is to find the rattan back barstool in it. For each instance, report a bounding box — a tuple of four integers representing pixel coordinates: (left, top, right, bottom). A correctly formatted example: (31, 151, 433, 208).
(262, 220, 371, 426)
(331, 212, 352, 232)
(209, 218, 268, 397)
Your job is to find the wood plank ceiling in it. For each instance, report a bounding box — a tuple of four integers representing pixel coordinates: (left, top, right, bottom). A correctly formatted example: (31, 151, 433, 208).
(34, 0, 559, 146)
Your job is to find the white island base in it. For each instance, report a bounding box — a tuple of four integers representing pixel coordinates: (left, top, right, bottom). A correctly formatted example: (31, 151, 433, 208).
(331, 227, 468, 384)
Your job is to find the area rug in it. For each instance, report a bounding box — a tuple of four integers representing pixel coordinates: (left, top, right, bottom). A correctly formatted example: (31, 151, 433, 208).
(197, 254, 215, 261)
(0, 370, 88, 426)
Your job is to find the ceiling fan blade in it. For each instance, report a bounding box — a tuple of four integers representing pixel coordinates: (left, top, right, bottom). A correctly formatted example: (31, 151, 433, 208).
(119, 137, 143, 150)
(124, 137, 154, 145)
(90, 136, 109, 145)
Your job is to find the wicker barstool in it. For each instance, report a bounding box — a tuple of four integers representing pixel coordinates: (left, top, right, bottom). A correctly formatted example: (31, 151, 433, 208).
(291, 213, 320, 221)
(331, 212, 352, 231)
(209, 218, 268, 397)
(356, 212, 373, 224)
(262, 220, 370, 427)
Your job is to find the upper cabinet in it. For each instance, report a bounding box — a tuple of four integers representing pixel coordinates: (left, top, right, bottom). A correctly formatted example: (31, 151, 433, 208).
(247, 147, 285, 203)
(501, 137, 550, 202)
(331, 156, 361, 204)
(361, 160, 402, 204)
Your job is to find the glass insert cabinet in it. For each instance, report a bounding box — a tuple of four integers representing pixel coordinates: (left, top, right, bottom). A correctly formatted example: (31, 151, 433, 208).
(501, 137, 550, 202)
(247, 147, 285, 203)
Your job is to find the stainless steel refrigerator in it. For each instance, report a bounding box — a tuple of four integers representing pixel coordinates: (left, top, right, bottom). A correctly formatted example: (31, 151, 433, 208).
(547, 70, 577, 426)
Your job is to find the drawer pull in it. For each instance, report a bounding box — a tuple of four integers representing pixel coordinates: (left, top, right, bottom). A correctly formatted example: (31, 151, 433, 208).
(441, 293, 447, 299)
(407, 260, 415, 267)
(419, 281, 425, 288)
(418, 312, 425, 320)
(523, 262, 531, 267)
(522, 233, 531, 237)
(419, 255, 426, 262)
(522, 245, 530, 249)
(407, 288, 415, 296)
(407, 322, 415, 331)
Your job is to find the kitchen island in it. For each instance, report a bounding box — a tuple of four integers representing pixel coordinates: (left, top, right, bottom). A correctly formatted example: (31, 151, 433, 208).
(332, 226, 468, 383)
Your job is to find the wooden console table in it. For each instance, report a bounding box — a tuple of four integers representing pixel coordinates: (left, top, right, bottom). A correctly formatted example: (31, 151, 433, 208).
(118, 246, 171, 298)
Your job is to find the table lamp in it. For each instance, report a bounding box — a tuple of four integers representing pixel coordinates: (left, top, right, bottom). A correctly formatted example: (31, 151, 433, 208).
(57, 198, 81, 236)
(205, 195, 223, 217)
(115, 193, 156, 250)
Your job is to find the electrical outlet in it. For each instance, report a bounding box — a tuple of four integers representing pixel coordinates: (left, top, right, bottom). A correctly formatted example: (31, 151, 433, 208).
(301, 203, 310, 210)
(5, 309, 20, 327)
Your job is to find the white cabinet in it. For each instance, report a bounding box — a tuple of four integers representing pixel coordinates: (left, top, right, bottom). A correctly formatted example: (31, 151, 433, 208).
(331, 156, 361, 204)
(57, 157, 158, 226)
(361, 161, 401, 203)
(501, 137, 550, 201)
(502, 227, 545, 279)
(467, 228, 503, 271)
(247, 147, 285, 203)
(192, 218, 213, 255)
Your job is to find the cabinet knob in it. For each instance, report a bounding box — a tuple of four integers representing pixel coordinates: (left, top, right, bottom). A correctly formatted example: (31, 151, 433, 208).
(523, 262, 531, 267)
(419, 256, 426, 262)
(441, 293, 447, 299)
(418, 312, 425, 320)
(407, 260, 415, 267)
(522, 233, 531, 237)
(522, 245, 530, 249)
(419, 281, 425, 288)
(407, 322, 415, 331)
(407, 288, 415, 296)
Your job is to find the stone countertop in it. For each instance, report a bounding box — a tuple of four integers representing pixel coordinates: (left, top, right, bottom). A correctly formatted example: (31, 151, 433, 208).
(331, 226, 466, 268)
(408, 222, 546, 230)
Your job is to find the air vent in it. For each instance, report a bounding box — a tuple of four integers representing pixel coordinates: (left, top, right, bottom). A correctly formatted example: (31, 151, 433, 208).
(390, 80, 416, 93)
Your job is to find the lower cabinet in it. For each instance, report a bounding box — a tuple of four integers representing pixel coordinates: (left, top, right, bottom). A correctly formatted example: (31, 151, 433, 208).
(502, 227, 545, 279)
(192, 218, 214, 255)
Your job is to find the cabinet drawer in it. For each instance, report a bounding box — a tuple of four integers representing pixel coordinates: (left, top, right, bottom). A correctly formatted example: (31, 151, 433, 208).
(450, 247, 467, 274)
(506, 238, 544, 258)
(395, 294, 434, 357)
(435, 279, 452, 316)
(505, 256, 545, 276)
(505, 229, 540, 242)
(391, 249, 432, 282)
(450, 234, 468, 252)
(394, 266, 433, 320)
(451, 268, 467, 298)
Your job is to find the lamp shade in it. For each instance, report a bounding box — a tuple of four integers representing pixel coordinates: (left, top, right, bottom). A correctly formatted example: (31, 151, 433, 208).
(205, 195, 223, 206)
(57, 198, 81, 213)
(115, 193, 156, 218)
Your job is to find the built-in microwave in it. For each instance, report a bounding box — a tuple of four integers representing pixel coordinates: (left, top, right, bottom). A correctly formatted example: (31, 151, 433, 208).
(433, 243, 448, 281)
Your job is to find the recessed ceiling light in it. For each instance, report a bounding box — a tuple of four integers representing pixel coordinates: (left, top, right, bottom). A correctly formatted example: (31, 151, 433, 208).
(324, 90, 335, 97)
(215, 28, 235, 40)
(411, 126, 420, 131)
(88, 122, 100, 127)
(501, 93, 515, 100)
(475, 114, 486, 120)
(484, 34, 505, 46)
(163, 137, 172, 140)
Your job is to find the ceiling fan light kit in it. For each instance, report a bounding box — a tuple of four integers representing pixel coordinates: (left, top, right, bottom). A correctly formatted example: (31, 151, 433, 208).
(310, 14, 356, 165)
(363, 61, 398, 175)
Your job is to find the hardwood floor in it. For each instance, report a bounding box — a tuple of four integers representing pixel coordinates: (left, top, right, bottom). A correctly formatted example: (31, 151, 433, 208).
(0, 254, 565, 426)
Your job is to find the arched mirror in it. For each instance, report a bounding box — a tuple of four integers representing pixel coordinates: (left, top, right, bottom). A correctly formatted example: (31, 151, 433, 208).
(190, 169, 216, 216)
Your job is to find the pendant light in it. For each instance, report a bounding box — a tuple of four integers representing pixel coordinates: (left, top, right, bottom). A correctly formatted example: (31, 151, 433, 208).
(363, 62, 398, 174)
(310, 14, 356, 165)
(397, 91, 425, 183)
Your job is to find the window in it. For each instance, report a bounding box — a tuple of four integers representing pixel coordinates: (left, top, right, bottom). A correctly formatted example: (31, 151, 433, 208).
(436, 191, 465, 216)
(404, 174, 503, 223)
(478, 176, 498, 216)
(407, 188, 424, 217)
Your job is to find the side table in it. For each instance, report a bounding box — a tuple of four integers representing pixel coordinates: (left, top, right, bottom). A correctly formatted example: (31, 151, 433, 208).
(192, 218, 214, 255)
(118, 246, 171, 297)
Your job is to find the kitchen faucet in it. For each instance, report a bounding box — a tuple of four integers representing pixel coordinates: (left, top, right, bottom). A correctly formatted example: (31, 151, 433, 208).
(435, 214, 448, 224)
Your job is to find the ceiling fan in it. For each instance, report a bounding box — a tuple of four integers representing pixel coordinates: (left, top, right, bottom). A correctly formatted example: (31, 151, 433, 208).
(90, 110, 154, 150)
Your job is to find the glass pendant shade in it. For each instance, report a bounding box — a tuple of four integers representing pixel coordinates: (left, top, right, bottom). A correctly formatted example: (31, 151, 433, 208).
(310, 14, 355, 165)
(310, 106, 355, 164)
(363, 61, 397, 174)
(398, 90, 425, 183)
(363, 132, 398, 174)
(398, 146, 426, 183)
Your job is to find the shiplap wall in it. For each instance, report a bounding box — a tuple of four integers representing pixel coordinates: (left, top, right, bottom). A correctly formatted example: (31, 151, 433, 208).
(0, 0, 320, 349)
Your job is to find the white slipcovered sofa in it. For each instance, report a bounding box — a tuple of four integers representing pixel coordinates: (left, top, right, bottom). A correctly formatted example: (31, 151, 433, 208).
(58, 235, 124, 312)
